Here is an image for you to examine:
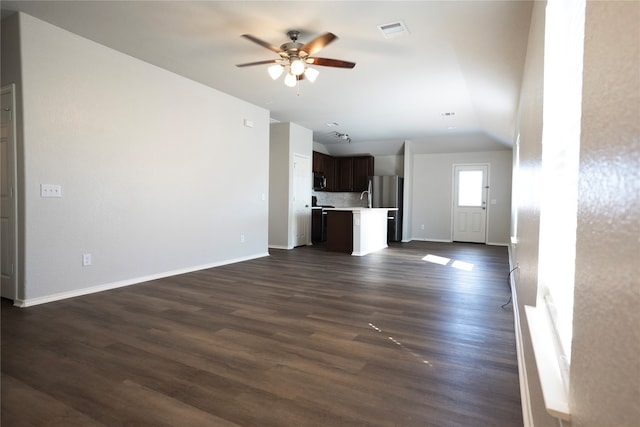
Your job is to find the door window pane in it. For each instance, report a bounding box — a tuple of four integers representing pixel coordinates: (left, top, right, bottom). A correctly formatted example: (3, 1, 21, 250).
(458, 170, 483, 206)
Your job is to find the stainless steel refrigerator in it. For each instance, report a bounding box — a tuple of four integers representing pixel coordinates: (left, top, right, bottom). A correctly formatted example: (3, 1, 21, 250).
(369, 175, 403, 242)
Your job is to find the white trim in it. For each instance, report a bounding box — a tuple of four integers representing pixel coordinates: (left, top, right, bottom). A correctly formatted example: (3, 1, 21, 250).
(509, 245, 534, 427)
(410, 238, 452, 243)
(268, 244, 292, 250)
(409, 238, 507, 246)
(525, 305, 572, 421)
(487, 241, 509, 247)
(14, 252, 269, 308)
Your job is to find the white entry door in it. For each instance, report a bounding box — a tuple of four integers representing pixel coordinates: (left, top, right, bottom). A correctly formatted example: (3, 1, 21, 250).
(292, 154, 311, 247)
(1, 85, 17, 300)
(452, 164, 488, 243)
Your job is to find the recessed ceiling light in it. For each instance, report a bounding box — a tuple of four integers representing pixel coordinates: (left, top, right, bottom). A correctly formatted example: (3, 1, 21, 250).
(378, 21, 409, 39)
(326, 122, 339, 127)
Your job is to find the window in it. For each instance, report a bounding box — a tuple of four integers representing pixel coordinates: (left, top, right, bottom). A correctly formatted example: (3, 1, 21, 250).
(525, 0, 586, 422)
(457, 170, 484, 207)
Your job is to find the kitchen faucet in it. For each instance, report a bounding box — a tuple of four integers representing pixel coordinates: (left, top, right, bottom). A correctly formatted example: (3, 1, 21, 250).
(360, 180, 373, 208)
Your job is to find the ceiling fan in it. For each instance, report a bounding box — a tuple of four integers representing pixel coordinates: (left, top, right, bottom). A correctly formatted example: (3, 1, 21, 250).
(236, 30, 356, 88)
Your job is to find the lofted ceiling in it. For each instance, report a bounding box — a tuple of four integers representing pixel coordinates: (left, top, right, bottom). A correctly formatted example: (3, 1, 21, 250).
(1, 1, 533, 156)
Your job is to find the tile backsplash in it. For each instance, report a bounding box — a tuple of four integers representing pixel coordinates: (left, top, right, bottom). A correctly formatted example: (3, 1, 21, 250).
(312, 191, 368, 208)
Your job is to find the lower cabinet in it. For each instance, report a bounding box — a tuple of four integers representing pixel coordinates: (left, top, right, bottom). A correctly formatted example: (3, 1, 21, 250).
(311, 209, 323, 242)
(326, 211, 353, 253)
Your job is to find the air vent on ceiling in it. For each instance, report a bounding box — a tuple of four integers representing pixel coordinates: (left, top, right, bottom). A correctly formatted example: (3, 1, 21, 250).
(378, 20, 409, 39)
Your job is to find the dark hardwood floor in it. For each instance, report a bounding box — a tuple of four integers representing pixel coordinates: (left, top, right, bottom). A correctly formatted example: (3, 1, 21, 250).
(1, 241, 521, 426)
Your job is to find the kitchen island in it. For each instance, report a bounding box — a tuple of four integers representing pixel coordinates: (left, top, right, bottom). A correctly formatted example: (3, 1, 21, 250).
(324, 207, 398, 256)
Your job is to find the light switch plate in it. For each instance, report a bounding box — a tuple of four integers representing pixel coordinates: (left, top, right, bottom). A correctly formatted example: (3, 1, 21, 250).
(41, 184, 62, 198)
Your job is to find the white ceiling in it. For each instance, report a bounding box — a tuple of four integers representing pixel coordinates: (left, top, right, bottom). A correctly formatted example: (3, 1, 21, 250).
(1, 1, 533, 156)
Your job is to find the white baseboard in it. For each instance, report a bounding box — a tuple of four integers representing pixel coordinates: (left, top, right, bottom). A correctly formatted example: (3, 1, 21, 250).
(410, 237, 452, 243)
(268, 245, 291, 250)
(14, 252, 270, 308)
(509, 245, 534, 427)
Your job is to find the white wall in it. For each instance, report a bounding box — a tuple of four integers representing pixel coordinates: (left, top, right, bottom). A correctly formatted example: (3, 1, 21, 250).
(269, 122, 312, 249)
(268, 123, 290, 249)
(373, 155, 404, 176)
(510, 2, 557, 425)
(5, 13, 270, 305)
(410, 150, 512, 245)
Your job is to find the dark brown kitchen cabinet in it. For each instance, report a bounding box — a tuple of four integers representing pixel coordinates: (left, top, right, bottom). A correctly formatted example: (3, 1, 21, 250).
(353, 156, 374, 192)
(336, 157, 354, 191)
(321, 155, 334, 191)
(312, 151, 374, 192)
(313, 152, 337, 191)
(326, 211, 353, 253)
(312, 151, 326, 173)
(311, 209, 323, 242)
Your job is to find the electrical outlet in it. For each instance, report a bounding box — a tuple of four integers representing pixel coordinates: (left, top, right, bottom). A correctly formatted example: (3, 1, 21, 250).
(420, 224, 425, 230)
(82, 253, 92, 266)
(240, 234, 245, 243)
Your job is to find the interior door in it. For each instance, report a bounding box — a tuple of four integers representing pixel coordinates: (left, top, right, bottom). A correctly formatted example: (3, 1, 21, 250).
(452, 164, 488, 243)
(292, 154, 311, 247)
(1, 85, 17, 300)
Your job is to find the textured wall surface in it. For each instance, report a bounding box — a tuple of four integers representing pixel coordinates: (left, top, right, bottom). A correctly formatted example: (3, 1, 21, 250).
(569, 2, 640, 426)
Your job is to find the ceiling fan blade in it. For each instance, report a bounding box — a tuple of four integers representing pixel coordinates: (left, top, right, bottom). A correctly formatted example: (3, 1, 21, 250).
(307, 57, 356, 69)
(300, 32, 337, 56)
(241, 34, 282, 54)
(236, 59, 280, 67)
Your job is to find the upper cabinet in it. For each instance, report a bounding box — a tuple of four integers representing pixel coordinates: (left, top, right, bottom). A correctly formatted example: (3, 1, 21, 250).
(313, 152, 373, 192)
(312, 151, 327, 173)
(352, 156, 375, 192)
(313, 152, 337, 191)
(336, 157, 354, 191)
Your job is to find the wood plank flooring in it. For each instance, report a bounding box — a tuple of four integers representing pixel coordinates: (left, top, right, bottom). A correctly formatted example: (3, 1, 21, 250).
(1, 241, 522, 426)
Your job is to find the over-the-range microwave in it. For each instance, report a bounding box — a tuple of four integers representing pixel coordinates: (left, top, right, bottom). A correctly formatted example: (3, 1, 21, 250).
(313, 173, 326, 190)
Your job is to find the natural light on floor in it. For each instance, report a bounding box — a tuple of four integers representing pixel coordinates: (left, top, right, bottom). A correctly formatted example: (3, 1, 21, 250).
(422, 254, 474, 271)
(451, 260, 474, 271)
(422, 254, 450, 265)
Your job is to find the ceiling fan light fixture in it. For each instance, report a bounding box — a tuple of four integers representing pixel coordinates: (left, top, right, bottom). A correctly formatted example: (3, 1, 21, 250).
(237, 31, 356, 92)
(290, 58, 306, 76)
(284, 72, 297, 87)
(304, 67, 319, 83)
(268, 64, 284, 80)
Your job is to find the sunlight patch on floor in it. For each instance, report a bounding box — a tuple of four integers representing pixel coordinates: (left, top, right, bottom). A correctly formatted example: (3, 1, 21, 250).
(451, 260, 474, 271)
(422, 254, 474, 271)
(422, 254, 451, 265)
